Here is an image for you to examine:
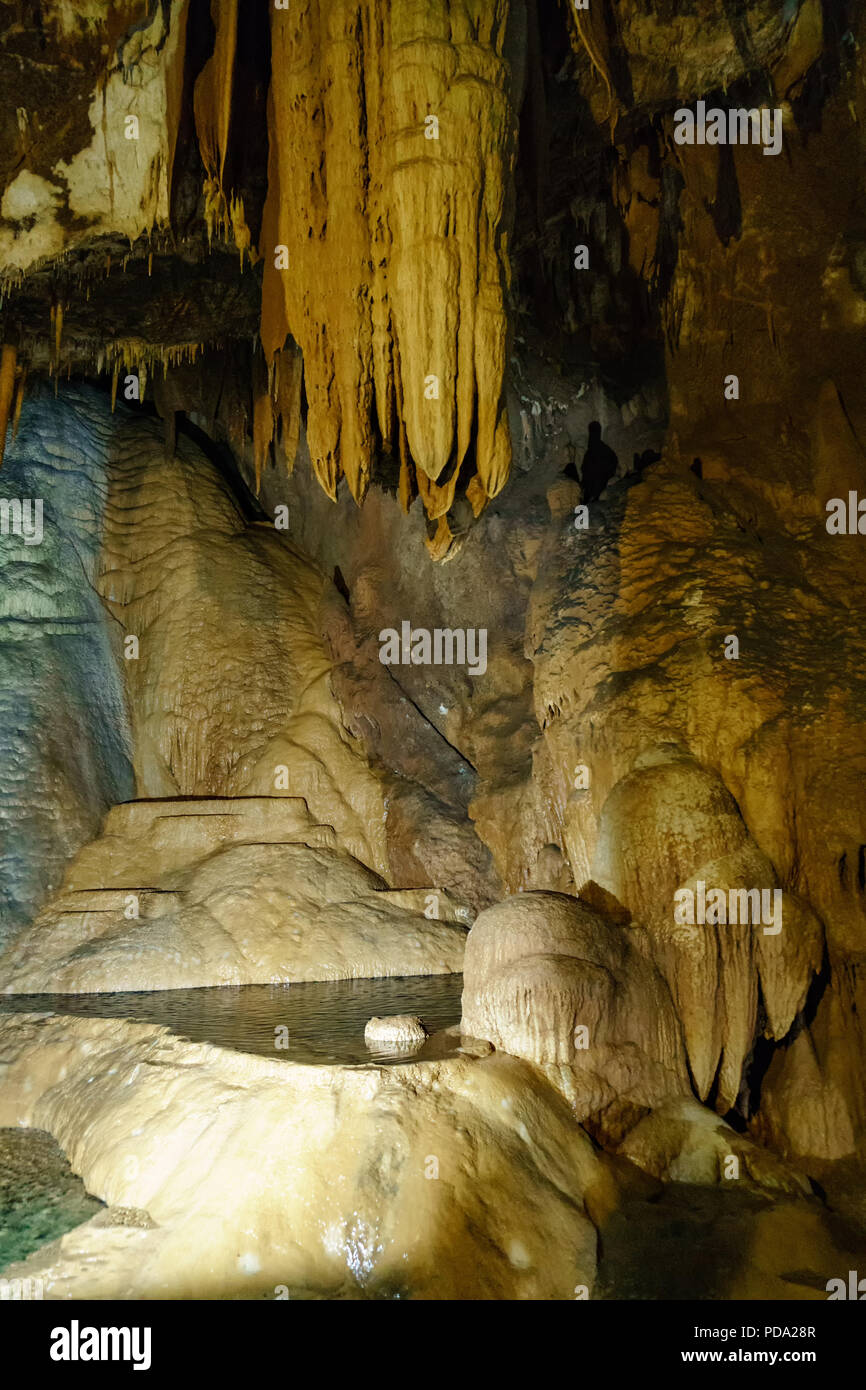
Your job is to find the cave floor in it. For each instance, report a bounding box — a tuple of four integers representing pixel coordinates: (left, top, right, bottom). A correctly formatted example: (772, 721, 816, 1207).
(0, 1128, 103, 1275)
(594, 1182, 866, 1301)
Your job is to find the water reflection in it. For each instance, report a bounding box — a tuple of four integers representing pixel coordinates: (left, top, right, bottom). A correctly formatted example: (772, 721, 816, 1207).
(0, 974, 464, 1066)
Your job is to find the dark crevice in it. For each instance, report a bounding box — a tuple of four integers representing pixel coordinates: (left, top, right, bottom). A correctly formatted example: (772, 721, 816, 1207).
(333, 565, 351, 604)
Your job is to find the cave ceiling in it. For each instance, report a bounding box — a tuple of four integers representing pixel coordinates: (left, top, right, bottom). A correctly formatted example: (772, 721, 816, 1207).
(1, 0, 852, 542)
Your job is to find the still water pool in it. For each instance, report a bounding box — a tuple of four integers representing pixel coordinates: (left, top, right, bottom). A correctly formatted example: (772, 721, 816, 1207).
(0, 976, 464, 1278)
(0, 973, 464, 1066)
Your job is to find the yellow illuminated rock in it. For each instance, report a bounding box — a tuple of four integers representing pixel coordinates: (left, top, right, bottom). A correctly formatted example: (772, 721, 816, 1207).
(0, 1013, 610, 1300)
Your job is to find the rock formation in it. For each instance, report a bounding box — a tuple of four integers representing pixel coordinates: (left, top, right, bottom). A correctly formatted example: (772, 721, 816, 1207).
(4, 1010, 860, 1301)
(461, 891, 691, 1142)
(0, 798, 468, 993)
(0, 0, 523, 540)
(1, 0, 866, 1304)
(0, 1013, 612, 1299)
(364, 1015, 427, 1049)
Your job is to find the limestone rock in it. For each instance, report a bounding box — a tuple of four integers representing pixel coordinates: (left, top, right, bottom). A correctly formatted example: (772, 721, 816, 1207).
(0, 1012, 615, 1300)
(0, 800, 467, 993)
(0, 384, 402, 948)
(567, 0, 824, 117)
(461, 892, 691, 1139)
(617, 1097, 812, 1199)
(0, 3, 188, 276)
(91, 1206, 157, 1231)
(0, 391, 134, 949)
(752, 958, 866, 1165)
(528, 844, 575, 893)
(364, 1015, 427, 1049)
(590, 750, 823, 1108)
(93, 390, 388, 880)
(260, 0, 522, 519)
(0, 0, 865, 1285)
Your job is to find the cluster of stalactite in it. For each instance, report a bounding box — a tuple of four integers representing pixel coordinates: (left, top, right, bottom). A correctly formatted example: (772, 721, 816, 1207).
(254, 0, 520, 538)
(157, 0, 521, 532)
(1, 1, 521, 546)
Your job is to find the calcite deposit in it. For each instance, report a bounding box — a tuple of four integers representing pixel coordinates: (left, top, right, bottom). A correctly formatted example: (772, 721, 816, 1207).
(364, 1014, 427, 1049)
(0, 799, 468, 994)
(1, 0, 866, 1305)
(0, 1013, 611, 1300)
(3, 1011, 861, 1302)
(260, 0, 520, 520)
(461, 891, 691, 1142)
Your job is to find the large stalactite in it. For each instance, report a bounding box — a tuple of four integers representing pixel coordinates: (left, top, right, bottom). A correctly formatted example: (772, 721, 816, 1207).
(259, 0, 520, 522)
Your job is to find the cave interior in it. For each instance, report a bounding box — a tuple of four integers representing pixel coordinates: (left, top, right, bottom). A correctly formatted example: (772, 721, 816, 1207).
(0, 0, 865, 1305)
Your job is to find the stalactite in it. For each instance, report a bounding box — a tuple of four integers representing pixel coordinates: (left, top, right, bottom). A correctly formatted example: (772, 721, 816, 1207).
(398, 451, 413, 514)
(395, 348, 411, 514)
(466, 473, 488, 517)
(11, 365, 26, 440)
(252, 349, 273, 494)
(259, 0, 519, 528)
(416, 467, 460, 523)
(0, 1, 520, 545)
(0, 344, 17, 468)
(194, 0, 238, 199)
(54, 301, 64, 367)
(425, 515, 455, 562)
(568, 0, 616, 128)
(193, 0, 251, 255)
(273, 345, 303, 476)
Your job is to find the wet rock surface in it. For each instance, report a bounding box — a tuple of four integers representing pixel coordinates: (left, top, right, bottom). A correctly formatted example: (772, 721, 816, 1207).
(1, 0, 865, 1301)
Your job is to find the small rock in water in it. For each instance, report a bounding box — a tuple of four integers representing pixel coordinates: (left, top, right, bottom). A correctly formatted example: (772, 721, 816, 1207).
(364, 1015, 427, 1049)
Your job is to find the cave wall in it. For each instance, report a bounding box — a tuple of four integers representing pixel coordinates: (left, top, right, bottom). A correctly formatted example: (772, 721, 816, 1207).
(0, 387, 134, 947)
(0, 1, 189, 275)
